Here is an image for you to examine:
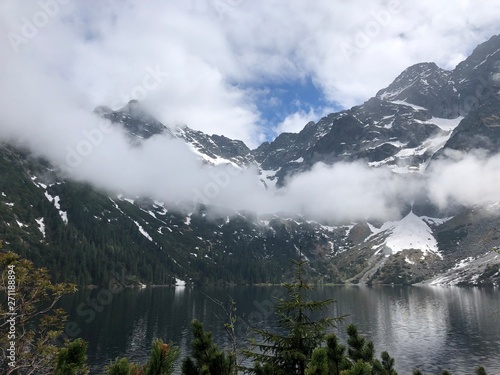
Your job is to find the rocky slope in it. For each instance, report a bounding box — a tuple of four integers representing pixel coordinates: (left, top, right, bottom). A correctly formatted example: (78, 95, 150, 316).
(2, 36, 500, 286)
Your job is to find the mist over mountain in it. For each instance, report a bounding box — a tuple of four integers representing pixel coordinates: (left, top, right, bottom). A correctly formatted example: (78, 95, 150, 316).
(1, 34, 500, 286)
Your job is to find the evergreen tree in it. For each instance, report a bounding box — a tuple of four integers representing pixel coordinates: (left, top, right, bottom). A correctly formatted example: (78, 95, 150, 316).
(341, 360, 372, 375)
(379, 351, 398, 375)
(181, 319, 236, 375)
(325, 334, 351, 375)
(346, 324, 374, 363)
(244, 259, 343, 375)
(105, 339, 178, 375)
(106, 357, 135, 375)
(143, 339, 179, 375)
(54, 338, 89, 375)
(305, 347, 329, 375)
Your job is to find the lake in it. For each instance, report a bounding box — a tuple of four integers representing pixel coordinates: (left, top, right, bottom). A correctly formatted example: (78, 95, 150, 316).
(58, 285, 500, 374)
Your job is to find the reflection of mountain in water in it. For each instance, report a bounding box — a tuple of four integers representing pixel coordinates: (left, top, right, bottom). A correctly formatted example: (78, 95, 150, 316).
(58, 286, 500, 374)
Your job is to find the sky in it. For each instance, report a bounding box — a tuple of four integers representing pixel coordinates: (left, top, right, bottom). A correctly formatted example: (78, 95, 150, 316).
(2, 0, 500, 146)
(1, 0, 500, 222)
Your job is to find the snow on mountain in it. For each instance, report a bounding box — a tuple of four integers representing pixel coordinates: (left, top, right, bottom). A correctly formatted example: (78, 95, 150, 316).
(35, 218, 46, 238)
(368, 211, 442, 258)
(388, 100, 427, 111)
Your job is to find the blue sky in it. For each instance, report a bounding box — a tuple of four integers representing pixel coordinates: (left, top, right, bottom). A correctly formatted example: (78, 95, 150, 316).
(246, 77, 338, 140)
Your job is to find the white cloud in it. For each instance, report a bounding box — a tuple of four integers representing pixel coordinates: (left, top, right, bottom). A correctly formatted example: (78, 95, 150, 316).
(274, 106, 335, 136)
(1, 0, 500, 224)
(426, 150, 500, 209)
(3, 0, 500, 145)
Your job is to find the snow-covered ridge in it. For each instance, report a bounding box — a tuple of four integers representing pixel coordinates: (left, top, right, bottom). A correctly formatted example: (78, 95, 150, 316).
(367, 116, 464, 174)
(368, 211, 442, 258)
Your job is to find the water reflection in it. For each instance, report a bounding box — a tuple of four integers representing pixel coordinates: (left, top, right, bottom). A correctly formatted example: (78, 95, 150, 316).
(58, 286, 500, 374)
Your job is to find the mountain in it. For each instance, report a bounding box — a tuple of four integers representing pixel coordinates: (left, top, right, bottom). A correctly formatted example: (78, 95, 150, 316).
(0, 142, 350, 285)
(2, 36, 500, 286)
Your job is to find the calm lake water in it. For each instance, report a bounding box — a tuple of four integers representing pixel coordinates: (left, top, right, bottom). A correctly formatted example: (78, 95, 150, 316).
(58, 285, 500, 374)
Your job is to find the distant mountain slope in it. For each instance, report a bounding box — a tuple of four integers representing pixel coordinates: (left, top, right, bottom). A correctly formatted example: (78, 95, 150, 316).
(1, 143, 351, 285)
(2, 36, 500, 286)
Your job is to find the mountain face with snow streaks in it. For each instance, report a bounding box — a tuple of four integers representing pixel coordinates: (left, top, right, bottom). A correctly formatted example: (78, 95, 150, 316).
(2, 36, 500, 286)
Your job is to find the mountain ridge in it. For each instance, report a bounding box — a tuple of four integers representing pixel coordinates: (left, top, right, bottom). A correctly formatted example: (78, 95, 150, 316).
(2, 35, 500, 286)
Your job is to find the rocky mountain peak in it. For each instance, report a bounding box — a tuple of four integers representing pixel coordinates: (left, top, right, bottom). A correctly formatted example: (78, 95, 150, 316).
(376, 62, 458, 118)
(95, 100, 168, 139)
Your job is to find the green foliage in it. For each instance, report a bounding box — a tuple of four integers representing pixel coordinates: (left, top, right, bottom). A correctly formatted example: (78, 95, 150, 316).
(379, 351, 398, 375)
(143, 339, 179, 375)
(341, 360, 372, 375)
(181, 319, 236, 375)
(54, 338, 89, 375)
(346, 324, 374, 363)
(106, 339, 178, 375)
(245, 259, 343, 375)
(324, 334, 350, 375)
(306, 348, 329, 375)
(0, 251, 78, 375)
(106, 357, 134, 375)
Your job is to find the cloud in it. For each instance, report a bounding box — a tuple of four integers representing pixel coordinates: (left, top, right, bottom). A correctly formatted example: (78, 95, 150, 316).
(273, 106, 335, 136)
(3, 0, 500, 146)
(426, 150, 500, 209)
(1, 0, 500, 225)
(278, 161, 419, 222)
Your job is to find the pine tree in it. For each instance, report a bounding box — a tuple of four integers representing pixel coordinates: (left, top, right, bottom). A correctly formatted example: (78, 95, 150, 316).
(379, 351, 398, 375)
(346, 324, 374, 363)
(327, 334, 351, 374)
(105, 339, 178, 375)
(244, 258, 343, 375)
(54, 338, 89, 375)
(143, 339, 179, 375)
(181, 319, 236, 375)
(105, 357, 135, 375)
(305, 347, 329, 375)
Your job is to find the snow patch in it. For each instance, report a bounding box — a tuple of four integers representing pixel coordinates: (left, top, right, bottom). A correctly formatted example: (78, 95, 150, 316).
(175, 278, 186, 286)
(405, 257, 415, 265)
(368, 212, 442, 258)
(16, 220, 27, 228)
(117, 194, 135, 205)
(453, 257, 475, 269)
(59, 211, 68, 224)
(133, 220, 153, 241)
(385, 212, 441, 257)
(44, 192, 67, 224)
(426, 116, 464, 131)
(35, 218, 46, 238)
(260, 167, 281, 189)
(389, 100, 427, 111)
